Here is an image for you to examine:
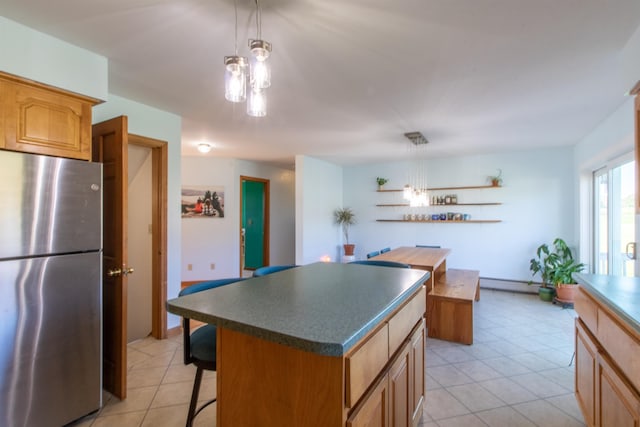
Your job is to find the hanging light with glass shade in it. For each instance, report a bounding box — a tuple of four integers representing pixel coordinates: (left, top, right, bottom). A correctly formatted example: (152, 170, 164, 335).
(403, 132, 430, 207)
(224, 0, 247, 103)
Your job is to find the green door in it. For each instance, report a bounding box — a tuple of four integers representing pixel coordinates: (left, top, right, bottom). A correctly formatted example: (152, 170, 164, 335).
(242, 180, 265, 269)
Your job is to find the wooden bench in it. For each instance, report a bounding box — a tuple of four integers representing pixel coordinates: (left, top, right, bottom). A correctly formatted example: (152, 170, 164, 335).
(426, 268, 480, 345)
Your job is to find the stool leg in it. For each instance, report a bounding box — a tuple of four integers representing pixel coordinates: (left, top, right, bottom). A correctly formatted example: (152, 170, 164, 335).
(186, 367, 204, 427)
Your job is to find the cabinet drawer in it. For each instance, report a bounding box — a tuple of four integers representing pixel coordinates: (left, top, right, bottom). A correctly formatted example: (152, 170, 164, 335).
(575, 286, 598, 333)
(388, 286, 425, 355)
(597, 308, 640, 393)
(346, 324, 389, 408)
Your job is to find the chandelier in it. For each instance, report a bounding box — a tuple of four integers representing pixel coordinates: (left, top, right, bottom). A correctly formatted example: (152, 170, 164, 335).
(224, 0, 272, 117)
(403, 132, 430, 207)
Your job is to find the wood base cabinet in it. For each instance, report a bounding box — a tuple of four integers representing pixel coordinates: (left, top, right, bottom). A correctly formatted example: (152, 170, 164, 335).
(349, 320, 425, 427)
(0, 72, 100, 160)
(574, 286, 640, 427)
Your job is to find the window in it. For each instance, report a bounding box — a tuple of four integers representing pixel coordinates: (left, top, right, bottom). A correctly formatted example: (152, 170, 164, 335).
(593, 156, 636, 276)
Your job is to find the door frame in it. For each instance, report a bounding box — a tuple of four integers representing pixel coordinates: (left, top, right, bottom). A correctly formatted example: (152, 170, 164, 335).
(128, 134, 168, 339)
(239, 176, 270, 276)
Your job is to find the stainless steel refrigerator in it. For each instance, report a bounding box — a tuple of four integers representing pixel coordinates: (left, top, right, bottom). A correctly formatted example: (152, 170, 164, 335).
(0, 150, 103, 427)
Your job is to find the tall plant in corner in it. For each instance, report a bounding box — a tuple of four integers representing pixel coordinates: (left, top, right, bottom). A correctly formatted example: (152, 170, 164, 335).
(529, 238, 585, 302)
(334, 207, 356, 256)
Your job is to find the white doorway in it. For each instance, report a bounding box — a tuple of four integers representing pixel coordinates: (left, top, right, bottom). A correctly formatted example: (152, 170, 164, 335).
(593, 154, 636, 276)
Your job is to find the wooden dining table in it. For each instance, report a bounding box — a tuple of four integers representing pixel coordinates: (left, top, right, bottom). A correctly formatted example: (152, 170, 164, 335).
(373, 246, 451, 325)
(372, 246, 451, 292)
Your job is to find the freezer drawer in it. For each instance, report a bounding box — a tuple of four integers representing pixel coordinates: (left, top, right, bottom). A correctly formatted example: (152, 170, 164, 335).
(0, 150, 102, 259)
(0, 252, 102, 427)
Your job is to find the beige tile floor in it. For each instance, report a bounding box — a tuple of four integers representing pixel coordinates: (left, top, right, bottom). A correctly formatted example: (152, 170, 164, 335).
(70, 289, 584, 427)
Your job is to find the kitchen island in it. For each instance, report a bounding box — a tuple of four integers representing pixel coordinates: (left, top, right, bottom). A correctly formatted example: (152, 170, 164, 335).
(167, 262, 429, 427)
(573, 274, 640, 427)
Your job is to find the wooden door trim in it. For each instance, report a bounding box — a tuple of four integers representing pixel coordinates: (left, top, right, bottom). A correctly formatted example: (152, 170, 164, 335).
(239, 176, 270, 276)
(129, 133, 168, 339)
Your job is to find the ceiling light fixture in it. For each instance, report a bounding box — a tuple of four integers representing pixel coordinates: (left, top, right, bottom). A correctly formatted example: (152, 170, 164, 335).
(403, 132, 430, 207)
(197, 143, 212, 153)
(224, 0, 272, 117)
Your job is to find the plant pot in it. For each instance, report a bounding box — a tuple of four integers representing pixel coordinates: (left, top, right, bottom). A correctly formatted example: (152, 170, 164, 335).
(538, 286, 555, 302)
(555, 283, 578, 303)
(343, 244, 355, 256)
(491, 179, 501, 187)
(378, 185, 384, 191)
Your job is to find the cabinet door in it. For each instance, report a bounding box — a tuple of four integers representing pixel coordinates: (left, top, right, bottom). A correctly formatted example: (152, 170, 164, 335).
(410, 321, 425, 427)
(347, 374, 389, 427)
(597, 353, 640, 427)
(575, 319, 597, 427)
(1, 77, 94, 160)
(389, 343, 410, 427)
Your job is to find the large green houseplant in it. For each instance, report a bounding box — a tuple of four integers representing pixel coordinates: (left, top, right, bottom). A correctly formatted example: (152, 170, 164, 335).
(529, 238, 585, 302)
(334, 207, 356, 256)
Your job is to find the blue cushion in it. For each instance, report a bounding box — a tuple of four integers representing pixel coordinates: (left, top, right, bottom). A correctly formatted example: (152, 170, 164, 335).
(349, 260, 410, 268)
(190, 324, 217, 364)
(380, 247, 391, 253)
(253, 265, 298, 277)
(366, 251, 380, 259)
(179, 278, 246, 297)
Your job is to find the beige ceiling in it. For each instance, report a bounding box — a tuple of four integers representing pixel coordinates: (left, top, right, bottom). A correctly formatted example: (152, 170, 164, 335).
(3, 0, 640, 169)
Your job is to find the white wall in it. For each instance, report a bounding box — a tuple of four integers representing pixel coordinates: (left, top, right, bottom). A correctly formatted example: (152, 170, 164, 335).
(622, 23, 640, 93)
(93, 95, 182, 329)
(343, 147, 575, 281)
(181, 156, 296, 280)
(295, 155, 344, 264)
(0, 16, 108, 100)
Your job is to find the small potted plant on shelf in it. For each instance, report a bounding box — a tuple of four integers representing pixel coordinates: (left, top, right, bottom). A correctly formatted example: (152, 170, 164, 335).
(334, 207, 356, 256)
(529, 238, 585, 302)
(376, 177, 389, 190)
(488, 169, 503, 187)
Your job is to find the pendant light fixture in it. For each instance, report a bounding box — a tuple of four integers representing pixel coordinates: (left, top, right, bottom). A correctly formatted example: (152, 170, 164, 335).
(224, 0, 247, 103)
(403, 132, 430, 207)
(249, 0, 271, 90)
(224, 0, 272, 117)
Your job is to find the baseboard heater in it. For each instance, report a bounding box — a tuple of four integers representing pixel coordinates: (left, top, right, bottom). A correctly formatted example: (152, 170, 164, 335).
(479, 277, 539, 294)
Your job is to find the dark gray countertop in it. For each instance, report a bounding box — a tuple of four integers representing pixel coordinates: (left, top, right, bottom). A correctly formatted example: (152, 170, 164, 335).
(574, 273, 640, 334)
(167, 262, 429, 356)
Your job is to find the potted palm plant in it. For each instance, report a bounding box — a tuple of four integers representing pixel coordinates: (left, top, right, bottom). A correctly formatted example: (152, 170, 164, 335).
(334, 207, 356, 256)
(529, 238, 585, 302)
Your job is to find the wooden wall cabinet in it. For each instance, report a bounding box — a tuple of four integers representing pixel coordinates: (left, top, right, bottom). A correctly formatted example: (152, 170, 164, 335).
(0, 72, 100, 161)
(574, 286, 640, 427)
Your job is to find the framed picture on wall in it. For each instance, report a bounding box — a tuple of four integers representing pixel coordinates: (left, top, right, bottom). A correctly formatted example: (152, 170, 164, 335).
(181, 185, 225, 218)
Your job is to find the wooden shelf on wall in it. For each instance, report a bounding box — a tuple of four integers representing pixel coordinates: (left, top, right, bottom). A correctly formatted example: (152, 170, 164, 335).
(376, 202, 502, 207)
(376, 219, 502, 223)
(376, 185, 501, 192)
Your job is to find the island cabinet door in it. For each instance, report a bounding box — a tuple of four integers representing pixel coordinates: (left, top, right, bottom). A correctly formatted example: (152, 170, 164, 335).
(347, 373, 389, 427)
(410, 321, 425, 427)
(597, 352, 640, 427)
(575, 319, 597, 427)
(389, 343, 411, 427)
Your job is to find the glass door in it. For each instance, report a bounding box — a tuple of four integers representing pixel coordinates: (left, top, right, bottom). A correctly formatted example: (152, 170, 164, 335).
(593, 155, 636, 276)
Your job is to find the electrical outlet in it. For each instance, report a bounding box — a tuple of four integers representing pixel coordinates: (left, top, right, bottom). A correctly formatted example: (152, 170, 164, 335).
(187, 264, 192, 271)
(210, 263, 215, 270)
